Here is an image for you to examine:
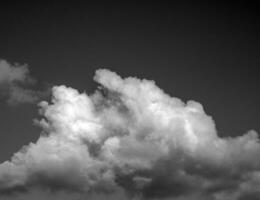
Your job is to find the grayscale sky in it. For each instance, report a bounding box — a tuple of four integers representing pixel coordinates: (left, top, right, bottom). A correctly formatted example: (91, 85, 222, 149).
(0, 2, 259, 200)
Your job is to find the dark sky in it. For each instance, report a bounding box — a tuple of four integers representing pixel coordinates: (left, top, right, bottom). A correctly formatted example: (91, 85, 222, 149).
(0, 1, 259, 165)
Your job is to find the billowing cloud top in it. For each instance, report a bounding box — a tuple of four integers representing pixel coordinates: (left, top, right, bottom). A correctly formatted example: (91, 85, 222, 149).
(0, 69, 259, 199)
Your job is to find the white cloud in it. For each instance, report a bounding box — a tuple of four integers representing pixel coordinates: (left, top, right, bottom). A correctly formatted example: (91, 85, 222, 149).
(0, 69, 259, 199)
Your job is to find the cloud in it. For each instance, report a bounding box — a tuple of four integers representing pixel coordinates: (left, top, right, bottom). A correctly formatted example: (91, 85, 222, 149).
(0, 59, 49, 105)
(0, 69, 260, 199)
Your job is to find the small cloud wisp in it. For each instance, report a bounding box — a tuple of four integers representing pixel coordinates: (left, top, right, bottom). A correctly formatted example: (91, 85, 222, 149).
(0, 59, 49, 105)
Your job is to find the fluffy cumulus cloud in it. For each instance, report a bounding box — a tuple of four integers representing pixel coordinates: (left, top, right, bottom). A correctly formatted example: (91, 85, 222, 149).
(0, 59, 48, 105)
(0, 69, 259, 199)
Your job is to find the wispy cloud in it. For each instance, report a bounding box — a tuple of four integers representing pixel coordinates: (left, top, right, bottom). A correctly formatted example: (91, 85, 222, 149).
(0, 59, 49, 105)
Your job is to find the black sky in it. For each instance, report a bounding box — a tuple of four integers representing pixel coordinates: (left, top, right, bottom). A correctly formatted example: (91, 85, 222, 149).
(0, 1, 259, 163)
